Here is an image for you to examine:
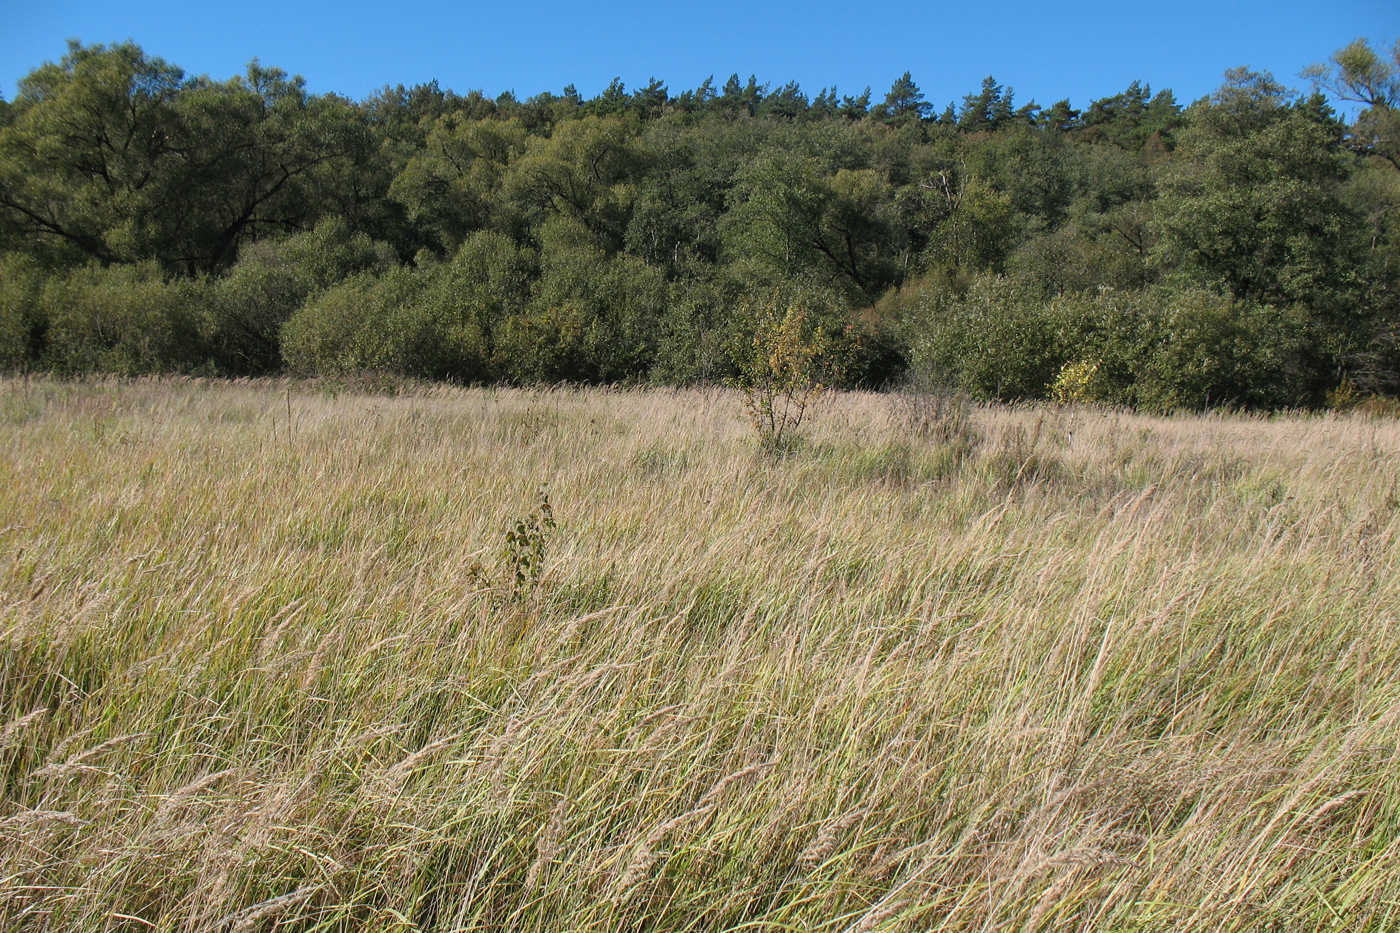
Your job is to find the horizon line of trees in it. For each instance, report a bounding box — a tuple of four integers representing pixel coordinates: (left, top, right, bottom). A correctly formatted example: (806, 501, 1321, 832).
(1, 38, 1398, 411)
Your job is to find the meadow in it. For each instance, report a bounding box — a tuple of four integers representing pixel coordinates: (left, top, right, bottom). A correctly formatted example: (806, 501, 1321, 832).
(1, 377, 1397, 931)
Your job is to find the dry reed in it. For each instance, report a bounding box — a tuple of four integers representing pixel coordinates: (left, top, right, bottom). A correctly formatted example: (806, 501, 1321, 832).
(0, 376, 1397, 931)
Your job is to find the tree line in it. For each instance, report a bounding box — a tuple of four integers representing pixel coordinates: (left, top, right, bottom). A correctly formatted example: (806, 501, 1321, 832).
(1, 38, 1397, 410)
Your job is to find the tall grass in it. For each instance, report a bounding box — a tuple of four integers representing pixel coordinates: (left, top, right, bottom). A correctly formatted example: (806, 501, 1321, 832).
(1, 377, 1397, 931)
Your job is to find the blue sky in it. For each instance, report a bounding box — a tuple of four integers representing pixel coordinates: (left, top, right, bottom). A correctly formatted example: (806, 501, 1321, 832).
(3, 0, 1396, 115)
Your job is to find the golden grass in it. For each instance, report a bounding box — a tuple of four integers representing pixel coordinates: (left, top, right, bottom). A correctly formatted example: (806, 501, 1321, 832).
(0, 376, 1397, 931)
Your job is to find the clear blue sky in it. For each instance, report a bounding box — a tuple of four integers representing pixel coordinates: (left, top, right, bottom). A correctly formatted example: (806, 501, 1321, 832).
(3, 0, 1396, 114)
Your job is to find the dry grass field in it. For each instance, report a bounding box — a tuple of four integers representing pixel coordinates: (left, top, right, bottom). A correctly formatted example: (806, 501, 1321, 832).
(1, 377, 1398, 931)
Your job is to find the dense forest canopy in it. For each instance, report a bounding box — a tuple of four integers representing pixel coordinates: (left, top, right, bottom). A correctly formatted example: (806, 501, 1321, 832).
(2, 38, 1398, 409)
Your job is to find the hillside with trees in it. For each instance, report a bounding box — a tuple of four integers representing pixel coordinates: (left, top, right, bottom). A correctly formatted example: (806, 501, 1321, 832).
(2, 38, 1398, 409)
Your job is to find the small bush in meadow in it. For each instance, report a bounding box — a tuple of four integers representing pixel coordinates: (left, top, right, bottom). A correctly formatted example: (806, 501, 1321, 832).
(734, 302, 839, 452)
(1049, 359, 1106, 405)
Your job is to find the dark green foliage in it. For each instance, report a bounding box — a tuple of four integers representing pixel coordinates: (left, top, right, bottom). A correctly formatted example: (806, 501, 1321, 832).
(1040, 99, 1081, 133)
(389, 116, 528, 252)
(964, 126, 1074, 227)
(0, 42, 187, 269)
(760, 81, 807, 120)
(239, 227, 531, 380)
(3, 38, 1396, 409)
(1154, 72, 1359, 312)
(0, 253, 46, 370)
(920, 179, 1021, 275)
(415, 231, 537, 381)
(903, 274, 1062, 400)
(899, 275, 1315, 411)
(1081, 81, 1184, 150)
(503, 485, 556, 600)
(0, 42, 371, 275)
(878, 72, 930, 125)
(496, 240, 667, 383)
(504, 116, 644, 252)
(286, 255, 508, 381)
(1046, 286, 1314, 411)
(280, 266, 424, 375)
(39, 262, 209, 374)
(721, 145, 903, 301)
(650, 271, 745, 384)
(209, 219, 397, 375)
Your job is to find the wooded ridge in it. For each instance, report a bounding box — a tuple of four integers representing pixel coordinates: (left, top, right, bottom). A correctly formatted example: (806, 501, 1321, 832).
(2, 38, 1397, 410)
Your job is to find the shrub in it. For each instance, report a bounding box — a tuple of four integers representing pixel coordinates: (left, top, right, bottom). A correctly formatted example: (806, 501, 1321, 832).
(1325, 376, 1363, 410)
(493, 301, 600, 384)
(734, 302, 841, 452)
(40, 262, 209, 374)
(495, 247, 667, 384)
(1354, 394, 1400, 418)
(1049, 359, 1107, 405)
(897, 271, 1324, 411)
(466, 484, 559, 604)
(284, 231, 537, 382)
(503, 485, 557, 600)
(1040, 285, 1318, 411)
(904, 274, 1063, 401)
(650, 272, 745, 385)
(1133, 289, 1312, 411)
(280, 267, 429, 375)
(0, 253, 45, 371)
(408, 231, 536, 382)
(210, 219, 397, 375)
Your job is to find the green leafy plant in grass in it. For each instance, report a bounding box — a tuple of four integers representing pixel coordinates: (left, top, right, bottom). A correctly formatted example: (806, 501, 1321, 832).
(467, 484, 557, 604)
(504, 485, 557, 600)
